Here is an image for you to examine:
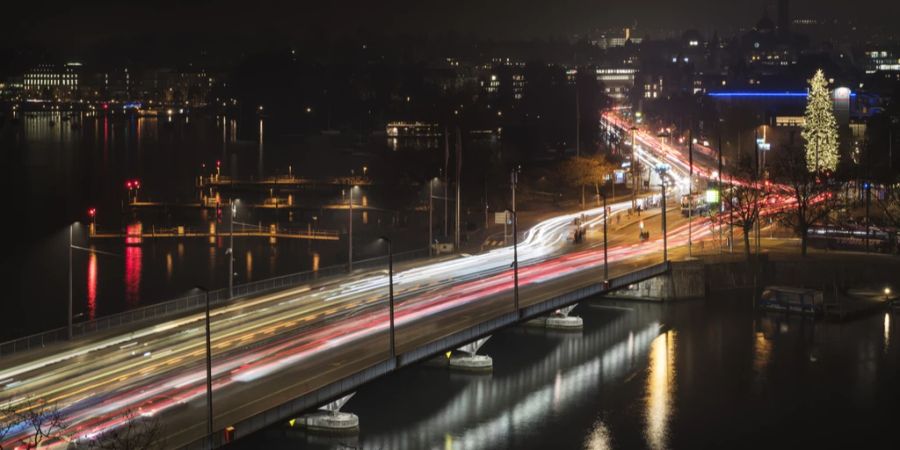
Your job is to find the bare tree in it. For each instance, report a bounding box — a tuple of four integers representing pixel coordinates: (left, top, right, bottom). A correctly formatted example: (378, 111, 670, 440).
(771, 143, 839, 256)
(0, 402, 16, 450)
(721, 173, 766, 261)
(86, 409, 164, 450)
(0, 398, 65, 450)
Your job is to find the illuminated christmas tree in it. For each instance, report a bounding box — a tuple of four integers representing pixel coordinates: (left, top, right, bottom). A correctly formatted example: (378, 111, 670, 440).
(801, 69, 839, 173)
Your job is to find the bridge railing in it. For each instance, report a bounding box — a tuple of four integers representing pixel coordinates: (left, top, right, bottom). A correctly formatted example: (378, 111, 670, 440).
(0, 247, 431, 358)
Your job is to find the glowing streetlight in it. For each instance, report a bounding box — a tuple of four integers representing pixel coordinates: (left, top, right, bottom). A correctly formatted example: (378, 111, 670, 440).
(379, 236, 395, 357)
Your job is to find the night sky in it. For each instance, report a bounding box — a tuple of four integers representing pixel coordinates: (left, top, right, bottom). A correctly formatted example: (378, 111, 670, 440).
(4, 0, 897, 53)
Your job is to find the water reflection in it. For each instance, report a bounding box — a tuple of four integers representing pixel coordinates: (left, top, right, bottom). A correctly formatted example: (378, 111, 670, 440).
(358, 306, 661, 450)
(166, 252, 174, 281)
(246, 250, 254, 281)
(645, 330, 675, 450)
(87, 251, 98, 320)
(124, 245, 142, 306)
(258, 119, 264, 178)
(753, 330, 772, 376)
(584, 420, 612, 450)
(885, 313, 891, 354)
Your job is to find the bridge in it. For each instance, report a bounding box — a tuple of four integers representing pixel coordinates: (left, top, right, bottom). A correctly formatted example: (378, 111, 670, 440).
(191, 260, 681, 448)
(0, 112, 722, 449)
(0, 221, 702, 449)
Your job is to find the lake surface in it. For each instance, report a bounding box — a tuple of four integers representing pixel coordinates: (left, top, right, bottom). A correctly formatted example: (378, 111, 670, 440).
(0, 111, 436, 339)
(235, 294, 900, 449)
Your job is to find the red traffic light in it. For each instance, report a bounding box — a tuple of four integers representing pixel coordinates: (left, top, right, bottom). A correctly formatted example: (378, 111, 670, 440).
(88, 208, 96, 217)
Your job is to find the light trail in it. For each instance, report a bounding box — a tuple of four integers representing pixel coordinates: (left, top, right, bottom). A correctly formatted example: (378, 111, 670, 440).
(0, 112, 801, 449)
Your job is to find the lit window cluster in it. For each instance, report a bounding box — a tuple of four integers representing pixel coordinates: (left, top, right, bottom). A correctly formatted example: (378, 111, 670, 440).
(23, 63, 80, 90)
(866, 50, 900, 73)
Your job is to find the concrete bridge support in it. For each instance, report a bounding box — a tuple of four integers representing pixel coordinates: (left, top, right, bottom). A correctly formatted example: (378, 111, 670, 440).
(448, 336, 493, 372)
(611, 260, 706, 301)
(296, 393, 359, 434)
(526, 304, 584, 330)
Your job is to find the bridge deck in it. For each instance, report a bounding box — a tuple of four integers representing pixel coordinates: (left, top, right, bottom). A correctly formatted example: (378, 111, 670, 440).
(177, 258, 670, 449)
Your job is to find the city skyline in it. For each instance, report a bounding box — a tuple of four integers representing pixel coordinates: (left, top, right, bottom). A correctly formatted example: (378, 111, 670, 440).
(3, 0, 898, 55)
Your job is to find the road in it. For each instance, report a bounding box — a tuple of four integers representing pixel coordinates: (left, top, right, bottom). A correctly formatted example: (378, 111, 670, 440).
(0, 114, 727, 449)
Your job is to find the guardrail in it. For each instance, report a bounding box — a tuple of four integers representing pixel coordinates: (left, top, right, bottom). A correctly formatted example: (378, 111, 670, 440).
(0, 248, 431, 358)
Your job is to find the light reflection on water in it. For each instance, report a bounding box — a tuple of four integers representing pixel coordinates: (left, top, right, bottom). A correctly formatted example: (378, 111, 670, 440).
(885, 313, 891, 354)
(238, 297, 900, 450)
(337, 306, 661, 450)
(584, 420, 612, 450)
(6, 112, 402, 339)
(87, 252, 98, 320)
(645, 330, 675, 450)
(124, 245, 142, 307)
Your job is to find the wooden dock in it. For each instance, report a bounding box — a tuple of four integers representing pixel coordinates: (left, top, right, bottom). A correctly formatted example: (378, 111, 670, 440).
(89, 225, 340, 242)
(201, 175, 373, 188)
(126, 201, 378, 211)
(823, 288, 893, 320)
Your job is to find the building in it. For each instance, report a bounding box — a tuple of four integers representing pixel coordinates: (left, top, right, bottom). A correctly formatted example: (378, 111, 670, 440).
(22, 63, 83, 101)
(590, 27, 643, 49)
(864, 50, 900, 77)
(595, 67, 637, 100)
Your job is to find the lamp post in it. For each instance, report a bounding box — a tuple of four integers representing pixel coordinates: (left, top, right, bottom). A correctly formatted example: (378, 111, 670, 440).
(428, 178, 435, 256)
(717, 121, 724, 254)
(656, 166, 669, 262)
(600, 190, 609, 281)
(227, 200, 240, 298)
(865, 182, 871, 253)
(688, 128, 693, 257)
(630, 126, 638, 210)
(348, 186, 356, 271)
(67, 213, 121, 341)
(507, 209, 519, 314)
(380, 237, 395, 358)
(194, 285, 214, 449)
(68, 223, 74, 340)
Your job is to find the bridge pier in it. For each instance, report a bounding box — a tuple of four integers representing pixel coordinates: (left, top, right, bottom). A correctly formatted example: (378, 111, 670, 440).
(295, 393, 359, 434)
(448, 337, 493, 372)
(610, 260, 706, 301)
(526, 304, 583, 330)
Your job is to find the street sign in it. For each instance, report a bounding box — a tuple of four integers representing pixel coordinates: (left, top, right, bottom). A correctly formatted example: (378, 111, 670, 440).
(494, 212, 510, 225)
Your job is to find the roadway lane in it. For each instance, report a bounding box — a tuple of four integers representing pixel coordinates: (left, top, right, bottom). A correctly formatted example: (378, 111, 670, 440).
(0, 113, 729, 449)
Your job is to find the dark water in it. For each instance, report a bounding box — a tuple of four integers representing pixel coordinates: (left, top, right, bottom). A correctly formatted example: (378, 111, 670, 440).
(236, 294, 900, 449)
(0, 111, 432, 339)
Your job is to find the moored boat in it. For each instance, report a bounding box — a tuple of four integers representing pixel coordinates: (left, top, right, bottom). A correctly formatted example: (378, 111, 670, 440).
(759, 286, 824, 315)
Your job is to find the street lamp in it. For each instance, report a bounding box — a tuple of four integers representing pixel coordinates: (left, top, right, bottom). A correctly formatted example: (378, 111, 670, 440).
(506, 209, 519, 314)
(630, 126, 638, 210)
(227, 200, 239, 298)
(67, 216, 121, 340)
(379, 237, 395, 358)
(599, 191, 609, 281)
(68, 223, 75, 340)
(348, 186, 359, 271)
(194, 285, 214, 449)
(428, 177, 438, 256)
(656, 165, 670, 262)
